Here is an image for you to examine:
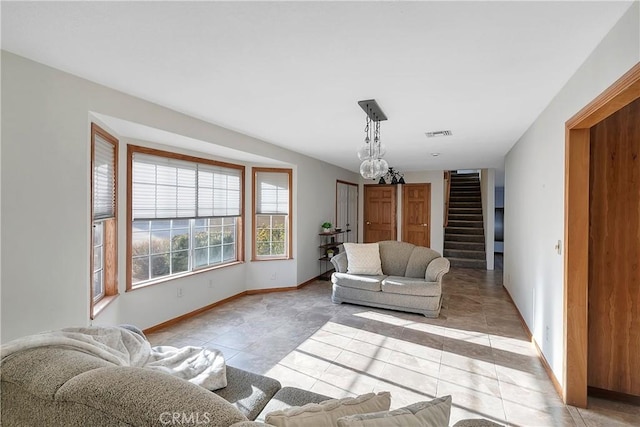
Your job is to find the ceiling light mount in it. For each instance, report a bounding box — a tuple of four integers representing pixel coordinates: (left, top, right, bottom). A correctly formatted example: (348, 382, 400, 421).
(357, 99, 389, 180)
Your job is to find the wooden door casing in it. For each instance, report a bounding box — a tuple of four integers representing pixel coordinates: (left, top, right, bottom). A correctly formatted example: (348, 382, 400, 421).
(402, 183, 431, 247)
(588, 97, 640, 397)
(363, 185, 397, 243)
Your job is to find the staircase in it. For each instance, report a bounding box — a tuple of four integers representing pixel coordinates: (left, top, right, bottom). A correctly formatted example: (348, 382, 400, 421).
(444, 172, 486, 269)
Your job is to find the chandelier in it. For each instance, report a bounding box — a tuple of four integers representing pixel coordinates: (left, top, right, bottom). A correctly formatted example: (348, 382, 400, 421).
(378, 167, 405, 185)
(357, 99, 389, 179)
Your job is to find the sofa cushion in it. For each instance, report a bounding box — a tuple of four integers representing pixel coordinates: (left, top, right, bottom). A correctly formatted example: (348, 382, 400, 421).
(257, 387, 331, 422)
(343, 243, 383, 275)
(382, 276, 441, 297)
(378, 241, 415, 276)
(333, 273, 385, 292)
(214, 366, 282, 421)
(265, 391, 391, 427)
(405, 247, 441, 278)
(336, 395, 451, 427)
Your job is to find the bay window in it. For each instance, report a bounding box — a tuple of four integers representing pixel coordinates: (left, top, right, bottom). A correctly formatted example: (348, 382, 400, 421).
(253, 168, 292, 260)
(128, 146, 244, 289)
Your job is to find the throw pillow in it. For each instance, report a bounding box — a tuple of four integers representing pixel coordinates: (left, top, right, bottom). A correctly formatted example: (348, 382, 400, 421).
(343, 243, 383, 275)
(336, 395, 452, 427)
(265, 391, 391, 427)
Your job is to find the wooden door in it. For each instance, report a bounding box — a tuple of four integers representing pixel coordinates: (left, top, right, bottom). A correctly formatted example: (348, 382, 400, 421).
(402, 184, 431, 247)
(363, 185, 396, 243)
(588, 97, 640, 397)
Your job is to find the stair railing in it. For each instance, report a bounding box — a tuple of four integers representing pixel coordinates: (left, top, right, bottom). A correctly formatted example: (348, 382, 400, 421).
(444, 171, 452, 227)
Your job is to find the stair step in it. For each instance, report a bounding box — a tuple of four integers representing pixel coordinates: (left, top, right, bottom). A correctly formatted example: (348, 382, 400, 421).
(445, 241, 485, 250)
(449, 207, 482, 212)
(444, 233, 485, 242)
(447, 220, 484, 228)
(449, 201, 482, 208)
(450, 196, 482, 202)
(447, 257, 486, 269)
(444, 249, 486, 260)
(448, 214, 484, 221)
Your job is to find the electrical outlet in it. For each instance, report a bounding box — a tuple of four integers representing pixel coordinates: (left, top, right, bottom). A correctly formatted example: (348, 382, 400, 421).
(209, 279, 214, 289)
(270, 272, 277, 281)
(177, 288, 183, 298)
(545, 326, 550, 342)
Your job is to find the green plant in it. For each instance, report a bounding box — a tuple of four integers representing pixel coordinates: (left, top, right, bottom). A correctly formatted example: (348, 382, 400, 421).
(321, 221, 332, 229)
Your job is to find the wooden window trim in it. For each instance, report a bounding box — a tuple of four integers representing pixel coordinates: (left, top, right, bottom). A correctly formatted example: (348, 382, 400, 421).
(252, 167, 293, 261)
(90, 124, 119, 319)
(126, 145, 246, 291)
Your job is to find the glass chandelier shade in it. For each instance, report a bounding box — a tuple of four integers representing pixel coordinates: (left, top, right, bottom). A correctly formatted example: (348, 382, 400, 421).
(360, 158, 389, 180)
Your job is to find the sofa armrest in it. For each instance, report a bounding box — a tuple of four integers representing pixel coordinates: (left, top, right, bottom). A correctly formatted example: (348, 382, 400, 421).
(56, 366, 247, 426)
(425, 257, 450, 282)
(330, 252, 348, 273)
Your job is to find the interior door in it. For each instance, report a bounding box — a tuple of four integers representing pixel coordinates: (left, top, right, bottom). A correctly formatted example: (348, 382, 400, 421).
(588, 97, 640, 398)
(402, 183, 431, 247)
(363, 185, 396, 243)
(336, 181, 358, 243)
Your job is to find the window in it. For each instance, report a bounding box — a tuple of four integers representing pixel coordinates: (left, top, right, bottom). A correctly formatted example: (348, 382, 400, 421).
(253, 168, 292, 260)
(128, 146, 244, 289)
(91, 124, 118, 317)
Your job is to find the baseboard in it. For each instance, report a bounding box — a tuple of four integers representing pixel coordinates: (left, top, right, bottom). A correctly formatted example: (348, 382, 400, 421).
(143, 290, 247, 334)
(143, 275, 324, 334)
(502, 286, 564, 401)
(588, 386, 640, 405)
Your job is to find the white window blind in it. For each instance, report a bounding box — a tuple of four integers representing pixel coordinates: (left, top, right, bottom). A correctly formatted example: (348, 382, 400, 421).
(132, 153, 242, 220)
(198, 164, 241, 217)
(93, 134, 116, 220)
(256, 171, 289, 214)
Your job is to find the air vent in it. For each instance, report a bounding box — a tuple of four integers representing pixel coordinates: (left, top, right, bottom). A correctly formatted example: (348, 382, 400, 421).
(425, 130, 453, 138)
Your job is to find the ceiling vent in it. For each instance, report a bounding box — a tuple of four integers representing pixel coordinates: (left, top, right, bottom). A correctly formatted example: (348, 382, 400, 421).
(425, 130, 453, 138)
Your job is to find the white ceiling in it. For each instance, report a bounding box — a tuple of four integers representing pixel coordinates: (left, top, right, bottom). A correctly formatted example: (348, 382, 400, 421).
(1, 1, 634, 176)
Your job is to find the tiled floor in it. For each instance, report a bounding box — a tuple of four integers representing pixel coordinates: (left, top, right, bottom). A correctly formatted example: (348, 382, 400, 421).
(147, 268, 640, 426)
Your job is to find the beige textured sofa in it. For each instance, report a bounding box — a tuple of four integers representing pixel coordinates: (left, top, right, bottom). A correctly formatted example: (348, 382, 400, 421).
(330, 240, 450, 317)
(1, 325, 502, 427)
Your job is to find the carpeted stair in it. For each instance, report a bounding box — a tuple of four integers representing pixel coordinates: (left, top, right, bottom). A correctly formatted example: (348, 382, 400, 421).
(444, 172, 486, 269)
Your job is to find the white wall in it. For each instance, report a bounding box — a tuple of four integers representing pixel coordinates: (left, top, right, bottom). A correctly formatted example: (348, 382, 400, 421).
(504, 2, 639, 387)
(0, 51, 358, 342)
(480, 169, 495, 270)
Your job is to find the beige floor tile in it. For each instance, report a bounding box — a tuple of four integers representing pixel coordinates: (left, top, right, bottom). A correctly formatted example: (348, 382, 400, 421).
(148, 271, 634, 427)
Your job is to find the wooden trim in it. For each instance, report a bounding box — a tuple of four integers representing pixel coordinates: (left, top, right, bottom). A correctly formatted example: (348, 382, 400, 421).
(564, 61, 640, 408)
(143, 275, 323, 334)
(126, 145, 246, 291)
(567, 62, 640, 129)
(92, 294, 119, 318)
(503, 286, 563, 400)
(444, 171, 451, 227)
(126, 261, 244, 292)
(126, 145, 134, 291)
(143, 290, 248, 334)
(90, 124, 119, 319)
(251, 167, 293, 261)
(564, 127, 591, 408)
(587, 387, 640, 406)
(128, 144, 245, 172)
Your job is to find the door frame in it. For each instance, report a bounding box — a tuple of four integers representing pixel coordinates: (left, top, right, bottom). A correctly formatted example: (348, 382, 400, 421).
(336, 180, 359, 242)
(564, 62, 640, 407)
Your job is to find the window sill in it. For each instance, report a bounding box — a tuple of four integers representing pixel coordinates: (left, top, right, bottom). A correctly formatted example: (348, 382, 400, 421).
(127, 261, 244, 291)
(251, 256, 294, 262)
(91, 293, 119, 320)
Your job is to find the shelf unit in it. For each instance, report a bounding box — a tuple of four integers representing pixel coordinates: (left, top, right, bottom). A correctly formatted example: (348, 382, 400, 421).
(318, 230, 349, 280)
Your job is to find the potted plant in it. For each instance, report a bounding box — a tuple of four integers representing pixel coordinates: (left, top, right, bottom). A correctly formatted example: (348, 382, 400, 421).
(321, 221, 332, 233)
(326, 248, 335, 259)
